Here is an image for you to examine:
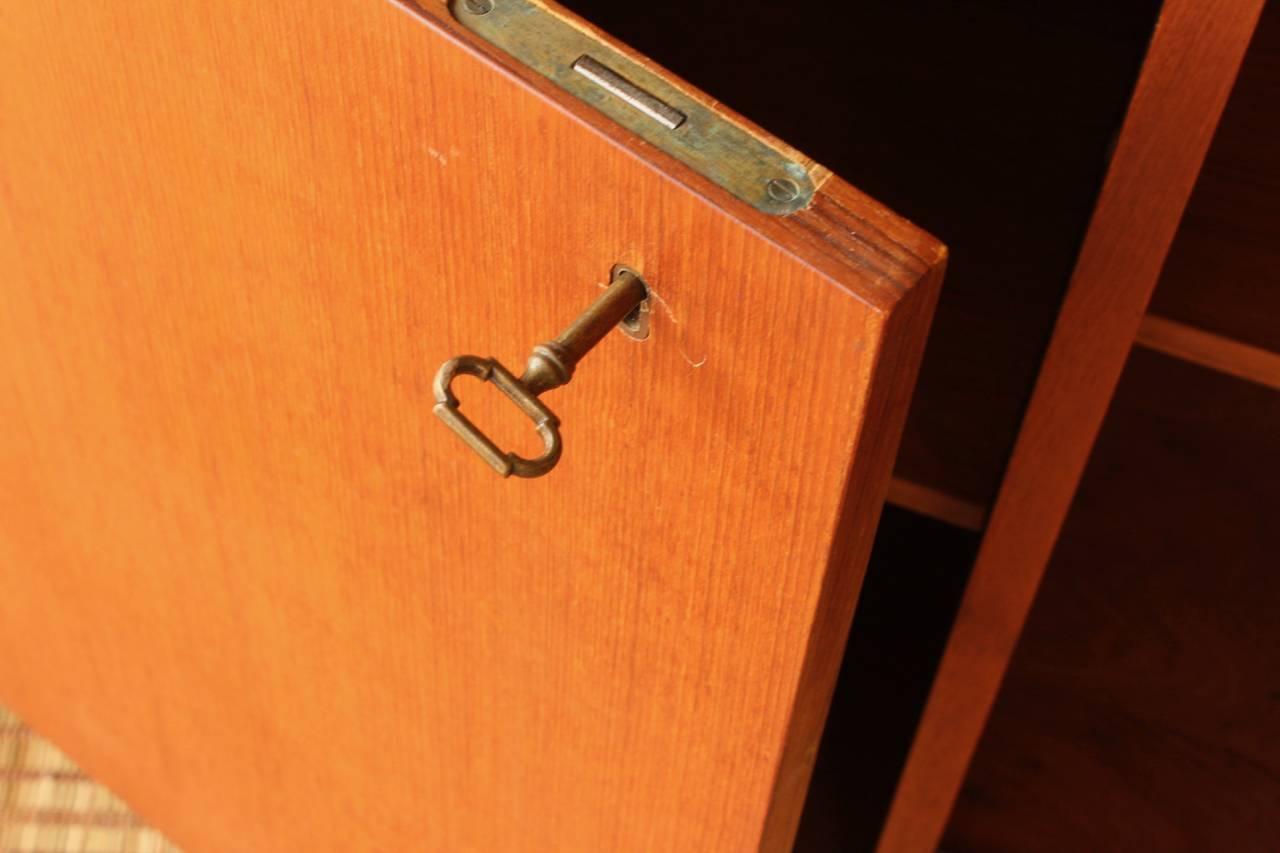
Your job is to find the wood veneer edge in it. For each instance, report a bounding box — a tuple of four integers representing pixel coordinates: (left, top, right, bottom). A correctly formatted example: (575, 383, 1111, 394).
(759, 250, 947, 851)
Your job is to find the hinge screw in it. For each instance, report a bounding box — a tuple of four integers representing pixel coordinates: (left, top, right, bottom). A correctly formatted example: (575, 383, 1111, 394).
(463, 0, 494, 14)
(766, 178, 801, 204)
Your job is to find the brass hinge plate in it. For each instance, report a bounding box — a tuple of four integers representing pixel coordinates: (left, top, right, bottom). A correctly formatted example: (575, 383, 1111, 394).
(450, 0, 817, 215)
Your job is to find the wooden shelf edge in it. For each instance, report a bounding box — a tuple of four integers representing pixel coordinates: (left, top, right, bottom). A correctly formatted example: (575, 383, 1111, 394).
(1136, 315, 1280, 392)
(885, 478, 987, 532)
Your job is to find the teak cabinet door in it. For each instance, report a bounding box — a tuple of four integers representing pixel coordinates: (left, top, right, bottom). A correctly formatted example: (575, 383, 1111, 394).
(0, 1, 944, 850)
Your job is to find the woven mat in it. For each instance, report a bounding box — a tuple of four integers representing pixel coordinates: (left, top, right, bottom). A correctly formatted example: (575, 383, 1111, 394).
(0, 707, 180, 853)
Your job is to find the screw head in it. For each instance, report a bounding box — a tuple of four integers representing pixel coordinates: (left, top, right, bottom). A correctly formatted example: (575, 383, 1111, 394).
(765, 177, 801, 204)
(463, 0, 494, 14)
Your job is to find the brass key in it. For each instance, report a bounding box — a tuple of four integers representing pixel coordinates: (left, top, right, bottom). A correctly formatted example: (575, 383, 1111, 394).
(433, 267, 649, 478)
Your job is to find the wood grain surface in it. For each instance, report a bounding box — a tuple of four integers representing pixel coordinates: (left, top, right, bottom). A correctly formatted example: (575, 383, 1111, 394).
(876, 0, 1268, 850)
(1148, 3, 1280, 354)
(948, 350, 1280, 851)
(0, 1, 943, 851)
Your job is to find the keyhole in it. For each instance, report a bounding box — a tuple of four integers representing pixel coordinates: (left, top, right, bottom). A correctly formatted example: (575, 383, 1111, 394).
(613, 265, 650, 341)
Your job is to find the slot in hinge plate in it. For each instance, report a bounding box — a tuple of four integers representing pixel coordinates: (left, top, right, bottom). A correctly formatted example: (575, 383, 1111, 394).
(450, 0, 817, 215)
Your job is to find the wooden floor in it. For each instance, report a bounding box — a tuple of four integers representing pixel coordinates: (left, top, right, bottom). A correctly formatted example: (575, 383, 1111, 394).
(0, 707, 177, 853)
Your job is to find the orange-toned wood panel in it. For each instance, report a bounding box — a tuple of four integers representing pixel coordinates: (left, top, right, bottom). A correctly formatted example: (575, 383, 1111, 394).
(0, 1, 942, 851)
(948, 350, 1280, 851)
(877, 0, 1267, 849)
